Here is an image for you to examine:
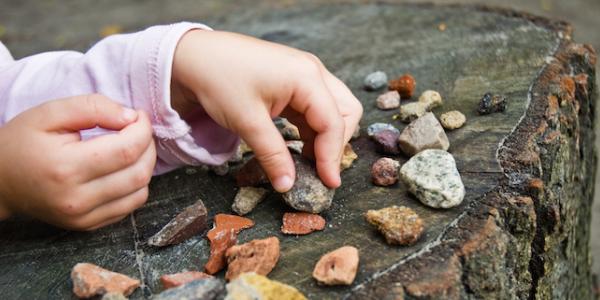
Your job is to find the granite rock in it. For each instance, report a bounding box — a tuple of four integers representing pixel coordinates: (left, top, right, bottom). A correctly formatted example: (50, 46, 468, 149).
(389, 74, 416, 99)
(225, 273, 306, 300)
(398, 102, 427, 123)
(376, 90, 401, 110)
(372, 129, 401, 155)
(71, 263, 140, 298)
(281, 212, 326, 235)
(365, 206, 424, 245)
(225, 236, 280, 281)
(160, 271, 213, 290)
(205, 214, 255, 274)
(363, 71, 388, 91)
(371, 157, 400, 186)
(477, 92, 507, 114)
(439, 110, 466, 130)
(312, 246, 359, 286)
(152, 278, 226, 300)
(399, 149, 465, 208)
(232, 187, 269, 216)
(367, 122, 399, 137)
(148, 199, 208, 247)
(340, 143, 358, 170)
(282, 155, 335, 213)
(398, 112, 450, 156)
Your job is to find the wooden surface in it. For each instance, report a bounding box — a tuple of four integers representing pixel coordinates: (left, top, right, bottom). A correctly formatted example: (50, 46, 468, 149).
(0, 1, 596, 299)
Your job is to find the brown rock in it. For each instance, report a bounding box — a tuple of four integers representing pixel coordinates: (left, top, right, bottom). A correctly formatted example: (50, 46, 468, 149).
(148, 199, 208, 247)
(372, 129, 401, 155)
(376, 90, 401, 110)
(283, 154, 335, 213)
(371, 157, 400, 186)
(439, 110, 466, 130)
(225, 237, 280, 281)
(365, 206, 424, 245)
(204, 214, 254, 274)
(160, 271, 213, 289)
(389, 74, 416, 99)
(236, 157, 269, 187)
(340, 143, 358, 170)
(281, 212, 326, 235)
(398, 112, 450, 156)
(231, 187, 269, 216)
(71, 263, 140, 298)
(312, 246, 359, 285)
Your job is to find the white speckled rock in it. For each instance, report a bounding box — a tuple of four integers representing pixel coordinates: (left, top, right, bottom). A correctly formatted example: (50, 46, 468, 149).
(363, 71, 388, 91)
(376, 91, 400, 110)
(398, 112, 450, 156)
(418, 90, 443, 109)
(399, 149, 465, 208)
(398, 102, 427, 123)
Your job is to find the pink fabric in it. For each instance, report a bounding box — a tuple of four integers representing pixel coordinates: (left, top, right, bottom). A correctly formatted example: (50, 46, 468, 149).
(0, 22, 239, 174)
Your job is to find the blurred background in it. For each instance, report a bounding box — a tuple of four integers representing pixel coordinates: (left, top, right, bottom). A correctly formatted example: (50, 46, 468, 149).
(0, 0, 598, 289)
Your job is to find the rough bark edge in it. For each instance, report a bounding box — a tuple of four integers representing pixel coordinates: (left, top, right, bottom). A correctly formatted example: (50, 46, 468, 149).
(343, 4, 597, 300)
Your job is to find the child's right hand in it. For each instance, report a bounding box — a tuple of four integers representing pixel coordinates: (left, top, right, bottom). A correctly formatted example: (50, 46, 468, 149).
(0, 94, 156, 230)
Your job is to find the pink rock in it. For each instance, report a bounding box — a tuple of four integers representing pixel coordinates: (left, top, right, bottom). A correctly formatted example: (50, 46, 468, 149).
(312, 246, 359, 285)
(71, 263, 140, 298)
(225, 236, 280, 281)
(371, 158, 400, 186)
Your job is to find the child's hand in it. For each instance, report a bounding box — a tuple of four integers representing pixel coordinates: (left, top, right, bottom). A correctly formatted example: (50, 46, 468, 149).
(172, 30, 363, 192)
(0, 94, 156, 230)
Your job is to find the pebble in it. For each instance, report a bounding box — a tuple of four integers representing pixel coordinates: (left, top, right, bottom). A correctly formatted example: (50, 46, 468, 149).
(160, 271, 213, 289)
(376, 90, 400, 110)
(209, 162, 229, 176)
(275, 118, 301, 140)
(312, 246, 359, 286)
(399, 149, 465, 208)
(340, 143, 358, 170)
(281, 212, 326, 235)
(232, 187, 269, 216)
(225, 273, 306, 300)
(371, 157, 400, 186)
(398, 112, 449, 156)
(283, 154, 335, 213)
(372, 129, 401, 155)
(148, 199, 208, 247)
(71, 263, 140, 298)
(418, 90, 443, 109)
(363, 71, 388, 91)
(225, 237, 280, 281)
(365, 206, 424, 245)
(152, 278, 226, 300)
(101, 293, 128, 300)
(398, 102, 427, 123)
(439, 110, 466, 130)
(236, 157, 269, 187)
(286, 140, 304, 154)
(367, 122, 399, 137)
(389, 74, 416, 99)
(205, 214, 255, 274)
(477, 92, 507, 114)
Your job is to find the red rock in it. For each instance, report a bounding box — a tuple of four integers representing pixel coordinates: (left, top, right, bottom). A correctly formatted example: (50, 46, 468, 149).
(225, 237, 280, 281)
(148, 199, 208, 247)
(204, 214, 254, 274)
(236, 158, 269, 187)
(371, 158, 400, 186)
(389, 74, 416, 99)
(71, 263, 140, 298)
(312, 246, 359, 285)
(281, 212, 326, 235)
(160, 271, 213, 290)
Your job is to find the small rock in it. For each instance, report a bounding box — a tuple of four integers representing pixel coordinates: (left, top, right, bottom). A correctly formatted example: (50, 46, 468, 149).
(439, 110, 466, 130)
(148, 199, 208, 247)
(209, 162, 229, 176)
(101, 293, 128, 300)
(398, 102, 427, 123)
(225, 237, 280, 281)
(365, 206, 424, 245)
(282, 155, 335, 213)
(275, 118, 301, 140)
(398, 112, 449, 156)
(477, 92, 507, 114)
(71, 263, 140, 298)
(286, 140, 304, 154)
(225, 273, 307, 300)
(232, 187, 269, 216)
(312, 246, 359, 286)
(367, 122, 399, 137)
(371, 158, 400, 186)
(363, 71, 388, 91)
(281, 212, 326, 235)
(205, 214, 255, 274)
(236, 157, 269, 187)
(376, 90, 401, 110)
(399, 149, 465, 208)
(418, 90, 443, 109)
(152, 278, 226, 300)
(160, 271, 213, 290)
(372, 129, 401, 155)
(389, 74, 416, 99)
(340, 143, 358, 170)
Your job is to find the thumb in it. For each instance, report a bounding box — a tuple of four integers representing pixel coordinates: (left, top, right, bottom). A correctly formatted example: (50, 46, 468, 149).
(37, 94, 138, 132)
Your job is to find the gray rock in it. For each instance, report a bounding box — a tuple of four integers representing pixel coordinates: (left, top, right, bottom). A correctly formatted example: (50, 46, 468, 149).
(398, 112, 450, 156)
(151, 278, 225, 300)
(399, 149, 465, 208)
(363, 71, 388, 91)
(286, 140, 304, 154)
(274, 118, 301, 140)
(232, 187, 269, 216)
(283, 155, 335, 213)
(367, 123, 399, 137)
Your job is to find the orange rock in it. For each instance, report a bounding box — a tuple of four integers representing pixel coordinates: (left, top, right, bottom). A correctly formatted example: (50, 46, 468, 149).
(213, 214, 255, 231)
(312, 246, 359, 285)
(160, 271, 213, 289)
(389, 74, 416, 99)
(204, 214, 254, 274)
(225, 236, 280, 281)
(71, 263, 140, 298)
(281, 212, 326, 235)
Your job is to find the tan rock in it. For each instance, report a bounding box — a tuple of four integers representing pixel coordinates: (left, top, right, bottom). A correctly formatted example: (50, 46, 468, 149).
(312, 246, 359, 285)
(398, 102, 427, 123)
(225, 237, 280, 281)
(365, 206, 424, 245)
(439, 110, 466, 130)
(281, 212, 326, 235)
(340, 143, 358, 170)
(232, 187, 269, 216)
(225, 273, 306, 300)
(398, 112, 449, 156)
(71, 263, 140, 298)
(376, 90, 401, 110)
(418, 90, 443, 109)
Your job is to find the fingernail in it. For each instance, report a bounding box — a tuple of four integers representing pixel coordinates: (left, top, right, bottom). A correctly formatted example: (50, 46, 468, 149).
(273, 175, 294, 192)
(122, 108, 138, 122)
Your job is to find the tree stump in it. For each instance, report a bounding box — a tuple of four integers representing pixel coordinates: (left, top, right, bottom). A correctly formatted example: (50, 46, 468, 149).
(0, 1, 596, 299)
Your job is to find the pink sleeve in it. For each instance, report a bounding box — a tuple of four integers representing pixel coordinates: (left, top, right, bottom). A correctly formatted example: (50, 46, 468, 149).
(0, 23, 239, 175)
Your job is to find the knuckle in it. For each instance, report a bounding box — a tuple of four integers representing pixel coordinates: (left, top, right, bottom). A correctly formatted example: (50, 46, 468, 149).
(56, 198, 86, 217)
(131, 167, 152, 187)
(65, 217, 91, 231)
(119, 143, 140, 166)
(48, 164, 76, 184)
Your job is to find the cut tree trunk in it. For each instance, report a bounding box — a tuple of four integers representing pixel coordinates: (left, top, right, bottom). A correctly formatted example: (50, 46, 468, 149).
(0, 1, 596, 299)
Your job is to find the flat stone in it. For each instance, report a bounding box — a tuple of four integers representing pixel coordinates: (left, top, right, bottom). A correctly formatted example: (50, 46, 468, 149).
(372, 129, 401, 155)
(398, 112, 450, 156)
(365, 206, 424, 245)
(477, 92, 507, 114)
(281, 212, 326, 235)
(205, 214, 255, 274)
(439, 110, 466, 130)
(363, 71, 388, 91)
(232, 187, 269, 216)
(275, 118, 301, 140)
(148, 199, 208, 247)
(399, 149, 465, 208)
(367, 122, 399, 137)
(376, 90, 401, 110)
(236, 157, 269, 187)
(71, 263, 140, 298)
(286, 140, 304, 154)
(312, 246, 359, 286)
(418, 90, 443, 109)
(101, 293, 128, 300)
(340, 143, 358, 170)
(282, 155, 335, 213)
(225, 273, 307, 300)
(152, 278, 226, 300)
(225, 237, 280, 281)
(398, 102, 427, 123)
(389, 74, 416, 99)
(160, 271, 213, 290)
(371, 157, 400, 186)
